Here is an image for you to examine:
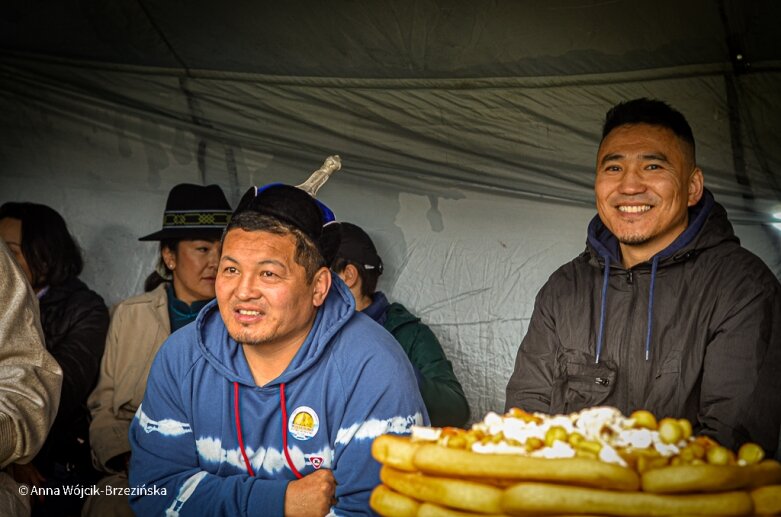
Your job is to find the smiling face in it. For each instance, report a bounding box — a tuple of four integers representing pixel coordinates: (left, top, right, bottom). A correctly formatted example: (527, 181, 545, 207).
(595, 123, 704, 268)
(164, 239, 220, 304)
(216, 228, 330, 352)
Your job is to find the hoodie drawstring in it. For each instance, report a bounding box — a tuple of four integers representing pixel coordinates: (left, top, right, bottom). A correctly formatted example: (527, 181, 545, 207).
(234, 382, 255, 477)
(595, 255, 611, 364)
(595, 255, 659, 364)
(645, 256, 660, 362)
(233, 381, 303, 479)
(279, 382, 303, 479)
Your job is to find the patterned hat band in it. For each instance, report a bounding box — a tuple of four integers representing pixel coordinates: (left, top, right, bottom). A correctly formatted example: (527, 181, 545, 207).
(163, 210, 232, 229)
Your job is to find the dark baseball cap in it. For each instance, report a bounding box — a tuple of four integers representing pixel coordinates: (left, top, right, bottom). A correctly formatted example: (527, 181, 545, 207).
(232, 183, 339, 264)
(333, 222, 383, 274)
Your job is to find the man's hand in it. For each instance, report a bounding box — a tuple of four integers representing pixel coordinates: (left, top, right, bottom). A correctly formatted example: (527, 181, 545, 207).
(284, 469, 336, 517)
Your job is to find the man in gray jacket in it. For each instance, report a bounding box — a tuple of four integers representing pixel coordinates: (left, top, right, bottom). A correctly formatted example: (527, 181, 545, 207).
(505, 98, 781, 458)
(0, 240, 62, 516)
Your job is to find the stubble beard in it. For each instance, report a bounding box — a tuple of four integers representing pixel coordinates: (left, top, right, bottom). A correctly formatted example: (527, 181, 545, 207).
(228, 327, 271, 347)
(616, 232, 651, 246)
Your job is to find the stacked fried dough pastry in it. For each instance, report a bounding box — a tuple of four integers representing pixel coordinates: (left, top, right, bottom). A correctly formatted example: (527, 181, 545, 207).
(370, 407, 781, 516)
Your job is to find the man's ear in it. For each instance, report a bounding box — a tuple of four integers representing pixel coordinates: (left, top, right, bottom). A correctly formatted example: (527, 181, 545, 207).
(312, 267, 332, 307)
(687, 167, 704, 206)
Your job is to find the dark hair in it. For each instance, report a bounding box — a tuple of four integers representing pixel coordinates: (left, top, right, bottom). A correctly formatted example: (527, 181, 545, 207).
(330, 257, 380, 299)
(602, 98, 696, 160)
(143, 239, 178, 292)
(223, 212, 325, 283)
(0, 202, 83, 288)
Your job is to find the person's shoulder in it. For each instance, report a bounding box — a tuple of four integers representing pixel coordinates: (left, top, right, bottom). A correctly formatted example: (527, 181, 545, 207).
(118, 284, 166, 306)
(150, 319, 203, 376)
(53, 278, 108, 316)
(386, 302, 417, 320)
(330, 313, 420, 394)
(335, 312, 404, 358)
(539, 253, 591, 292)
(699, 241, 780, 291)
(384, 302, 422, 329)
(112, 285, 167, 315)
(161, 316, 202, 352)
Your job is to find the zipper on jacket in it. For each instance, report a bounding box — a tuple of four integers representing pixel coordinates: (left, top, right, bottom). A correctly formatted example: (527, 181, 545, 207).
(618, 275, 637, 406)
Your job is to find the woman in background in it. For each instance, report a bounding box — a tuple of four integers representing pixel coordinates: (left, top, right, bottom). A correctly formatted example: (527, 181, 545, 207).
(83, 183, 231, 517)
(0, 202, 109, 517)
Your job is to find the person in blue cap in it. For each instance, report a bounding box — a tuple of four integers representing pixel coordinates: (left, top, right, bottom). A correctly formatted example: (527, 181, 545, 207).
(128, 174, 428, 516)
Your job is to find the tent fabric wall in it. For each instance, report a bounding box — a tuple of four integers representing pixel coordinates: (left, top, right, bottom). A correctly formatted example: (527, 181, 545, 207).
(2, 0, 781, 423)
(2, 52, 780, 422)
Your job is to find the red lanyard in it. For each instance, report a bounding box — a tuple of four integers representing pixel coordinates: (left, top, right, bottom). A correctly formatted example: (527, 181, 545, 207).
(233, 381, 303, 479)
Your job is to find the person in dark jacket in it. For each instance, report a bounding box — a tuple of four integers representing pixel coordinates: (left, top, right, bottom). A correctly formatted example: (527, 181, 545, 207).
(331, 222, 470, 428)
(505, 98, 781, 458)
(0, 202, 109, 517)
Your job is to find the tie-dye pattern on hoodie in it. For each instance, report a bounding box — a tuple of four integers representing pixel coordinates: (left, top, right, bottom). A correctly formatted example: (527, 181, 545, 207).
(128, 273, 428, 516)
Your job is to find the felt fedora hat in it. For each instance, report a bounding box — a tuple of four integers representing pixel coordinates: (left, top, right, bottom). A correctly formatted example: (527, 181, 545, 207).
(138, 183, 232, 241)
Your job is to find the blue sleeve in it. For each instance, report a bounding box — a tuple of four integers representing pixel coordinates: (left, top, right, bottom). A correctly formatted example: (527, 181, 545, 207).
(330, 336, 429, 516)
(127, 339, 290, 517)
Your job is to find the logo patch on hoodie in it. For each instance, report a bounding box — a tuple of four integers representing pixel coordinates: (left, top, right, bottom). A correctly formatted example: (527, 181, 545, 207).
(289, 406, 319, 440)
(309, 456, 324, 469)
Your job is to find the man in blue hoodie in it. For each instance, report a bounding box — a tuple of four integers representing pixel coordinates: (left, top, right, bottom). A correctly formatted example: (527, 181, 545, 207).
(128, 182, 428, 516)
(505, 98, 781, 458)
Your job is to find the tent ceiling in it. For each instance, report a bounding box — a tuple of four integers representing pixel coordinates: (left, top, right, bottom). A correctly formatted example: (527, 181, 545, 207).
(3, 0, 780, 78)
(1, 0, 780, 222)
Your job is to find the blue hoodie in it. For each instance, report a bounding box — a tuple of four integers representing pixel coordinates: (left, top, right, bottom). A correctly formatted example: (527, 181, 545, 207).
(128, 274, 428, 516)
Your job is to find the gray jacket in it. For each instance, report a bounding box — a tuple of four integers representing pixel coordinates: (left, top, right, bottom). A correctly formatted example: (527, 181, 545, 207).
(506, 191, 781, 457)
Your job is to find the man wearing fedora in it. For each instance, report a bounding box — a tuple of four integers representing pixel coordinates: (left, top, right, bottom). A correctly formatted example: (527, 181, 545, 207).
(85, 183, 232, 517)
(127, 183, 427, 516)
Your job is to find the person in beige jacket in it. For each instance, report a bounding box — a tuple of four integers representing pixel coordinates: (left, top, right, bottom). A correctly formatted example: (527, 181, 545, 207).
(0, 239, 63, 517)
(83, 184, 231, 517)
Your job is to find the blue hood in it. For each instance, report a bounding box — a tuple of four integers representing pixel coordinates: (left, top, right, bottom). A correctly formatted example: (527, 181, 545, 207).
(583, 190, 715, 364)
(194, 271, 356, 388)
(363, 291, 390, 326)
